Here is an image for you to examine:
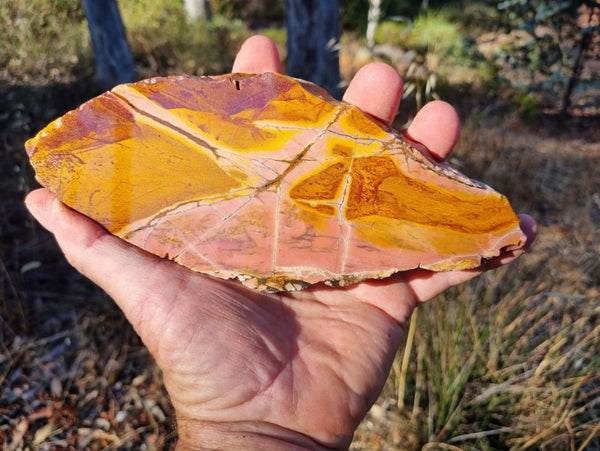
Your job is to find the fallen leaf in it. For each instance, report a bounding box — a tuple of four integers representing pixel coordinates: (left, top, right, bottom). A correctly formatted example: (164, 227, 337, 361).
(9, 418, 28, 451)
(33, 422, 59, 445)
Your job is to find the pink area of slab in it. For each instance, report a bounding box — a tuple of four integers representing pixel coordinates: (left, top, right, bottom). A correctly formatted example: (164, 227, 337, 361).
(26, 72, 525, 292)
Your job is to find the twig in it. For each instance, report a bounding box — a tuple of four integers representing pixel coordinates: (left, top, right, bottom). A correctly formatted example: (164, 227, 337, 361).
(422, 442, 463, 451)
(578, 423, 600, 451)
(448, 427, 515, 443)
(398, 306, 419, 409)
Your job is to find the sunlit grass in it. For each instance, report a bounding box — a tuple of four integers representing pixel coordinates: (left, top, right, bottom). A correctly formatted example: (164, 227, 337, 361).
(352, 116, 600, 450)
(409, 268, 598, 449)
(120, 0, 248, 76)
(0, 0, 248, 83)
(0, 0, 91, 82)
(408, 10, 463, 57)
(354, 262, 599, 450)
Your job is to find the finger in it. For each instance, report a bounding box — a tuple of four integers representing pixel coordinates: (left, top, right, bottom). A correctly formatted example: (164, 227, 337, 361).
(405, 214, 537, 303)
(405, 101, 460, 161)
(231, 35, 281, 74)
(342, 62, 403, 126)
(24, 189, 182, 329)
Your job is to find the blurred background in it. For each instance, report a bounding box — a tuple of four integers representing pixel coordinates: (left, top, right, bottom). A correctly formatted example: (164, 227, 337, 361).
(1, 0, 599, 449)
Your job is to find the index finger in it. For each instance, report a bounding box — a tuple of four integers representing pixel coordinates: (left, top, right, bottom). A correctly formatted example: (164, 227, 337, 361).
(232, 35, 281, 74)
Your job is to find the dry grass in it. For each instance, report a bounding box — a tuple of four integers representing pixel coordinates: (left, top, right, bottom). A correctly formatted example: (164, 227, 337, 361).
(1, 0, 599, 449)
(351, 117, 600, 450)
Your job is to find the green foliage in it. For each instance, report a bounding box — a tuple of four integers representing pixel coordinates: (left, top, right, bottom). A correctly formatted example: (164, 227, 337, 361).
(492, 0, 599, 111)
(374, 20, 410, 47)
(120, 0, 186, 29)
(496, 0, 585, 23)
(258, 27, 287, 45)
(121, 0, 248, 76)
(211, 0, 284, 27)
(343, 0, 424, 33)
(402, 7, 495, 89)
(407, 9, 464, 56)
(0, 0, 91, 82)
(516, 90, 541, 122)
(0, 0, 249, 82)
(495, 0, 583, 69)
(42, 0, 85, 20)
(342, 0, 370, 33)
(343, 0, 474, 32)
(437, 2, 503, 33)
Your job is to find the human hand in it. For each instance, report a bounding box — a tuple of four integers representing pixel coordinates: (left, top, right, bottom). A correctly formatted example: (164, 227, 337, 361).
(25, 35, 536, 450)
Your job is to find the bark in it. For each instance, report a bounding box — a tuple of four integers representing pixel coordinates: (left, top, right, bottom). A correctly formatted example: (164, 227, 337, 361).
(366, 0, 382, 51)
(184, 0, 212, 21)
(81, 0, 136, 89)
(285, 0, 342, 98)
(561, 4, 597, 115)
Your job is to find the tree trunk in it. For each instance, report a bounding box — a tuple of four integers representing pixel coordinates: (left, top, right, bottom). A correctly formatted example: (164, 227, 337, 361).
(81, 0, 136, 89)
(285, 0, 342, 98)
(366, 0, 382, 51)
(184, 0, 212, 21)
(561, 3, 597, 116)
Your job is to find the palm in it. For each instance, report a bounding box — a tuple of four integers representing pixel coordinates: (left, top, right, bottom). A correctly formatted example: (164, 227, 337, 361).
(136, 262, 412, 446)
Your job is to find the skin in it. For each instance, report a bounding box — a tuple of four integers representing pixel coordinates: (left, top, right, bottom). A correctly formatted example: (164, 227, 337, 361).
(25, 35, 537, 450)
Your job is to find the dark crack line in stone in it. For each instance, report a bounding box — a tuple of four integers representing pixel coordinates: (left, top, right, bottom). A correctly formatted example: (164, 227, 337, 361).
(272, 184, 282, 273)
(112, 91, 222, 160)
(113, 89, 290, 191)
(258, 105, 347, 192)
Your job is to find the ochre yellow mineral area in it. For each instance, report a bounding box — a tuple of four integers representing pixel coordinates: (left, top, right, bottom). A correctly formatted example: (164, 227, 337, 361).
(26, 72, 525, 291)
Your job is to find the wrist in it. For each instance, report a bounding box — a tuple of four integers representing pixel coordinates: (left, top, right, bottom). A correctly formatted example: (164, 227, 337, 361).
(176, 418, 341, 451)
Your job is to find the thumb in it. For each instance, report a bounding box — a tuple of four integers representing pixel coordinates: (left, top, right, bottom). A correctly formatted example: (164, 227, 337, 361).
(25, 188, 177, 329)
